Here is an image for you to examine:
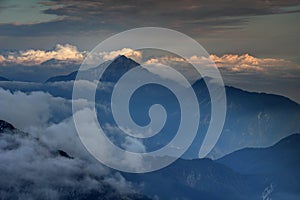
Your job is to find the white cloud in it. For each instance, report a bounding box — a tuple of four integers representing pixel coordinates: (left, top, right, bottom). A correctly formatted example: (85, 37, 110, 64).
(99, 48, 142, 62)
(0, 86, 148, 173)
(0, 43, 296, 72)
(143, 53, 298, 73)
(0, 88, 71, 131)
(0, 121, 136, 199)
(0, 88, 142, 198)
(0, 44, 85, 66)
(209, 54, 294, 72)
(0, 45, 143, 67)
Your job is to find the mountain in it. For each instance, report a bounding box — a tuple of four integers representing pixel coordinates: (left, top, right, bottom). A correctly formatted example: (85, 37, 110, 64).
(6, 55, 300, 158)
(121, 134, 300, 200)
(45, 55, 140, 83)
(188, 79, 300, 158)
(218, 133, 300, 174)
(217, 134, 300, 198)
(45, 71, 78, 83)
(122, 158, 262, 200)
(0, 76, 10, 81)
(1, 119, 299, 199)
(0, 119, 15, 132)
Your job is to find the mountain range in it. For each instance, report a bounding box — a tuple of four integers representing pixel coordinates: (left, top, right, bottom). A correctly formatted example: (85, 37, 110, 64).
(122, 133, 300, 199)
(42, 55, 300, 158)
(1, 119, 299, 199)
(1, 55, 299, 199)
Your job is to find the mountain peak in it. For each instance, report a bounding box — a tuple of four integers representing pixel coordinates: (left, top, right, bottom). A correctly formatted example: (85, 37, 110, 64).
(0, 120, 15, 132)
(111, 55, 139, 66)
(0, 76, 10, 81)
(100, 55, 140, 82)
(115, 54, 127, 59)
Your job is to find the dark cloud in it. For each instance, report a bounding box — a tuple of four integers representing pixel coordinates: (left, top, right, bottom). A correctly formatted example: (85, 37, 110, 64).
(0, 0, 299, 37)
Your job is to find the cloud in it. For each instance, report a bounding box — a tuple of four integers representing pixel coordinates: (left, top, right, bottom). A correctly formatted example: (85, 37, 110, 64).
(1, 44, 296, 74)
(122, 136, 146, 153)
(0, 87, 148, 198)
(0, 55, 5, 62)
(0, 121, 139, 199)
(209, 54, 295, 72)
(142, 54, 300, 103)
(0, 45, 142, 67)
(42, 0, 300, 32)
(0, 86, 148, 172)
(0, 44, 85, 66)
(144, 53, 298, 73)
(0, 88, 71, 131)
(0, 0, 299, 38)
(99, 48, 142, 62)
(0, 0, 62, 25)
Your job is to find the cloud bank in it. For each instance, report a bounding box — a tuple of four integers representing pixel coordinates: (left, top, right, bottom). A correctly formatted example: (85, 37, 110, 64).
(0, 44, 84, 66)
(143, 53, 299, 73)
(0, 121, 142, 199)
(1, 44, 297, 73)
(0, 45, 142, 67)
(0, 88, 151, 199)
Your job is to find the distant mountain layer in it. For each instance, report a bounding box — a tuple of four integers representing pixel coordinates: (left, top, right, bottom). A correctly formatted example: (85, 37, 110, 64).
(123, 134, 300, 200)
(6, 55, 300, 159)
(218, 133, 300, 176)
(217, 134, 300, 199)
(1, 119, 299, 199)
(45, 71, 78, 83)
(123, 158, 259, 200)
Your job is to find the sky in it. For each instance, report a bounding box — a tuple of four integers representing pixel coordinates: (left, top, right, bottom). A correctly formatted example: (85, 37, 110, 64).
(0, 0, 299, 102)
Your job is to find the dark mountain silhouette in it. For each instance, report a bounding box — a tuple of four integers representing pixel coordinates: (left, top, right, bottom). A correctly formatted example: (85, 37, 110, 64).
(0, 76, 10, 81)
(0, 119, 15, 132)
(45, 71, 78, 83)
(123, 158, 262, 200)
(122, 134, 300, 200)
(218, 133, 300, 174)
(217, 134, 300, 198)
(45, 55, 140, 83)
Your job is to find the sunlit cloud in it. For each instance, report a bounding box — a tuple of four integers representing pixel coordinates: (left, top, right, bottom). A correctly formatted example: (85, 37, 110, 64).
(209, 54, 294, 72)
(1, 44, 296, 73)
(144, 54, 298, 73)
(98, 48, 142, 62)
(0, 44, 85, 66)
(0, 45, 142, 67)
